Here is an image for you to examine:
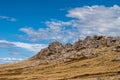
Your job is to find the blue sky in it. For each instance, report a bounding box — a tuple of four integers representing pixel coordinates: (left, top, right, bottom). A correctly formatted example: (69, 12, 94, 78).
(0, 0, 120, 64)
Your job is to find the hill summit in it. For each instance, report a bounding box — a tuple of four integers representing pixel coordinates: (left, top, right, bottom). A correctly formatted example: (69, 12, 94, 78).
(31, 35, 120, 63)
(0, 35, 120, 80)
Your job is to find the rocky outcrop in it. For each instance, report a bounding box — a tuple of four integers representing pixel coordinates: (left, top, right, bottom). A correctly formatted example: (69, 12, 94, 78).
(113, 45, 120, 52)
(31, 35, 120, 63)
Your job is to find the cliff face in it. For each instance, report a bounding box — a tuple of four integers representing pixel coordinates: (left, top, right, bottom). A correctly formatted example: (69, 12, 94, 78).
(31, 35, 120, 63)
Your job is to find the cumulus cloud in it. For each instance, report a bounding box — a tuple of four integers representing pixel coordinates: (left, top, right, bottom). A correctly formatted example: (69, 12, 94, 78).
(66, 5, 120, 35)
(0, 57, 23, 64)
(20, 5, 120, 43)
(0, 16, 17, 22)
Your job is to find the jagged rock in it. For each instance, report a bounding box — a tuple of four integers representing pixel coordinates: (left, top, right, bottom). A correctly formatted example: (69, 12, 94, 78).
(85, 36, 92, 40)
(65, 43, 72, 49)
(48, 41, 64, 53)
(113, 45, 120, 52)
(73, 40, 86, 51)
(64, 43, 73, 52)
(107, 37, 120, 47)
(93, 35, 104, 40)
(31, 35, 120, 63)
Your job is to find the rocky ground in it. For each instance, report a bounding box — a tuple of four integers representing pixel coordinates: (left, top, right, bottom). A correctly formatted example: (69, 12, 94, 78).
(0, 35, 120, 80)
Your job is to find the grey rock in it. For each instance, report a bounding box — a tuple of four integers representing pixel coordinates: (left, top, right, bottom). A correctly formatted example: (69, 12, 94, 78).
(31, 35, 120, 63)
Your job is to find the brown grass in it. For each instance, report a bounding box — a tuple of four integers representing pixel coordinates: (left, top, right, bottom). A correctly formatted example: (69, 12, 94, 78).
(0, 46, 120, 80)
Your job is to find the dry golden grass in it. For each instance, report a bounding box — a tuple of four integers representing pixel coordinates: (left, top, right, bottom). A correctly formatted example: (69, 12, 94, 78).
(0, 46, 120, 80)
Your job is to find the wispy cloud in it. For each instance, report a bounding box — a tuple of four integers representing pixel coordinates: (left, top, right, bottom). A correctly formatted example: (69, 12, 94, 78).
(0, 40, 47, 59)
(20, 5, 120, 43)
(0, 40, 46, 52)
(0, 40, 46, 64)
(0, 57, 23, 64)
(0, 16, 17, 22)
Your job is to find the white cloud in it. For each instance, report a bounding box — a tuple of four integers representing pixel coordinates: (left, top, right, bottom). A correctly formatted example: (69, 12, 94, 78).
(0, 40, 46, 63)
(20, 21, 78, 43)
(0, 40, 47, 52)
(0, 16, 17, 22)
(66, 5, 120, 36)
(0, 57, 23, 63)
(20, 5, 120, 43)
(12, 42, 46, 52)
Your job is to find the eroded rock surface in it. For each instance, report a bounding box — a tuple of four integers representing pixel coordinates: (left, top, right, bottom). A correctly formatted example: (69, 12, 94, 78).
(31, 35, 120, 63)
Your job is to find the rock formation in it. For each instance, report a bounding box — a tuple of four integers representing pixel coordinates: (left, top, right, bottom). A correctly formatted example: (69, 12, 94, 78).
(31, 35, 120, 63)
(1, 35, 120, 80)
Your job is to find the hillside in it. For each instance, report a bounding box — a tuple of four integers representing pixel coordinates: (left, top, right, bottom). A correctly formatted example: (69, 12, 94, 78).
(0, 35, 120, 80)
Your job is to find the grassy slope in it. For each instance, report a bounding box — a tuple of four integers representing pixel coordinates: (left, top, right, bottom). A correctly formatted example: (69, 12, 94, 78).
(0, 46, 120, 80)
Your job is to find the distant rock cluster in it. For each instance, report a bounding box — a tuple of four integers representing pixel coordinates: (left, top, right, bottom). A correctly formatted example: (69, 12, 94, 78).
(31, 35, 120, 63)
